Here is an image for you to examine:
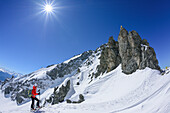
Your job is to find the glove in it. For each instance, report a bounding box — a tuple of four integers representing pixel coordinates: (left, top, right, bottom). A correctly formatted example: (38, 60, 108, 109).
(38, 92, 40, 95)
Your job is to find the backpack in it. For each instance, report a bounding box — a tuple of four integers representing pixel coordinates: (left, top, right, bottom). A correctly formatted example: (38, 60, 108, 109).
(28, 89, 32, 97)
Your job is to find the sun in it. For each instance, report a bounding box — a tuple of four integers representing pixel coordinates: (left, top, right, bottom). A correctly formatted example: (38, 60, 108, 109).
(36, 0, 63, 22)
(44, 4, 53, 13)
(37, 0, 57, 16)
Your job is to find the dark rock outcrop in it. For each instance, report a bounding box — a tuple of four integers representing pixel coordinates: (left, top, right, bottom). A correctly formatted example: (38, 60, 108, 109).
(79, 94, 85, 102)
(139, 45, 160, 70)
(95, 26, 160, 76)
(4, 86, 13, 95)
(66, 94, 85, 104)
(95, 37, 121, 78)
(118, 26, 160, 74)
(15, 89, 30, 104)
(118, 27, 142, 74)
(47, 51, 93, 80)
(46, 80, 71, 105)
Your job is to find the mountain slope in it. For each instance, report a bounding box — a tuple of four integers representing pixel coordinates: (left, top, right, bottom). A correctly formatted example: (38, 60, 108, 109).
(0, 27, 168, 113)
(0, 66, 169, 113)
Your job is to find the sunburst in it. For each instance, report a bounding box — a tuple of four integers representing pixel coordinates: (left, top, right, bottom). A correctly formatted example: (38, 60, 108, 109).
(36, 0, 61, 20)
(44, 4, 53, 13)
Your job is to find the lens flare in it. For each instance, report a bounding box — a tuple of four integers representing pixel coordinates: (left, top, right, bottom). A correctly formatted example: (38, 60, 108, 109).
(45, 4, 53, 12)
(36, 0, 60, 18)
(35, 0, 64, 26)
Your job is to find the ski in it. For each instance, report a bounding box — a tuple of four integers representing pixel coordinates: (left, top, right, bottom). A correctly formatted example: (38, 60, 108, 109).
(30, 106, 43, 113)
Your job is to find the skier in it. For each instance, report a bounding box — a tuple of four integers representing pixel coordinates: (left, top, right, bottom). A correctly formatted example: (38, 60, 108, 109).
(31, 84, 40, 110)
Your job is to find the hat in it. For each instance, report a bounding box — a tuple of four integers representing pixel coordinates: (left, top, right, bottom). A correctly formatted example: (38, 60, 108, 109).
(34, 83, 37, 87)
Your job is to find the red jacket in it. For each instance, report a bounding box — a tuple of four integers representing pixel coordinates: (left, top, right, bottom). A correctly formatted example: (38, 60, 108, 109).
(32, 86, 38, 98)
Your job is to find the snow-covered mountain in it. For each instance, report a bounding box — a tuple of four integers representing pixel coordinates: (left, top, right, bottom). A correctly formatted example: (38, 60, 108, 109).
(0, 68, 22, 81)
(0, 27, 169, 113)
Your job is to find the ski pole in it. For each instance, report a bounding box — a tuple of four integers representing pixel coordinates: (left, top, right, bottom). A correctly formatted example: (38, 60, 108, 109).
(37, 89, 41, 108)
(38, 89, 40, 102)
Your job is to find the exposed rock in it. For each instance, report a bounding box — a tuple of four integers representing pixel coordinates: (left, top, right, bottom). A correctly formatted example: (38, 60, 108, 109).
(47, 51, 93, 80)
(107, 36, 121, 72)
(118, 28, 141, 74)
(94, 26, 160, 76)
(46, 80, 71, 105)
(141, 39, 149, 46)
(79, 94, 85, 102)
(15, 88, 30, 104)
(77, 68, 81, 73)
(76, 82, 80, 85)
(95, 36, 121, 78)
(4, 86, 14, 95)
(66, 99, 72, 103)
(118, 26, 160, 74)
(139, 46, 160, 70)
(66, 94, 85, 104)
(46, 64, 55, 68)
(16, 95, 24, 105)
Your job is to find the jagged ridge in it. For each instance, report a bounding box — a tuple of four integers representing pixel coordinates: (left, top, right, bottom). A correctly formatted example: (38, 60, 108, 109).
(95, 26, 160, 77)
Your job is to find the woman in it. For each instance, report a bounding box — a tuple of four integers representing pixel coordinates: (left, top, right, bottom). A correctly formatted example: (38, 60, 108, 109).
(31, 84, 40, 110)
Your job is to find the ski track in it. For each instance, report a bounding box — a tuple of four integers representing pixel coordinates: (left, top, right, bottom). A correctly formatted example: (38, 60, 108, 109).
(34, 70, 169, 113)
(110, 80, 170, 113)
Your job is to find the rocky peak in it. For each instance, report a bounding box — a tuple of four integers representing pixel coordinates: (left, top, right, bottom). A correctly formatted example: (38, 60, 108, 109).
(141, 39, 149, 46)
(108, 36, 116, 48)
(119, 26, 128, 38)
(118, 26, 160, 74)
(118, 27, 141, 74)
(95, 26, 160, 76)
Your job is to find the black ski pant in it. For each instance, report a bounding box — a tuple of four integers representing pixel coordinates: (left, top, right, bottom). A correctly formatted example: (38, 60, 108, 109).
(31, 96, 39, 109)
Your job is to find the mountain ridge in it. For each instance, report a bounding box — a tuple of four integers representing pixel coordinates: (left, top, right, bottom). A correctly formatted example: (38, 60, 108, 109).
(0, 27, 163, 108)
(0, 67, 22, 81)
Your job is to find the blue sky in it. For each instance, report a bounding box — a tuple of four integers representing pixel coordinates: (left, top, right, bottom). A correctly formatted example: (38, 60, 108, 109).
(0, 0, 169, 74)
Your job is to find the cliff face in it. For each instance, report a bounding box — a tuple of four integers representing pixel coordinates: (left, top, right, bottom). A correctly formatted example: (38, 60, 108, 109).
(95, 37, 121, 78)
(96, 26, 160, 75)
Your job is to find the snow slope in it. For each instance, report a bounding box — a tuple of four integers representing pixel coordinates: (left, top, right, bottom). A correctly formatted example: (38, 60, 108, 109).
(64, 54, 82, 64)
(0, 65, 170, 113)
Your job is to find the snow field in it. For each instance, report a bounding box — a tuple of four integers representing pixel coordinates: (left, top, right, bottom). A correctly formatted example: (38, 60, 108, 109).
(0, 51, 170, 113)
